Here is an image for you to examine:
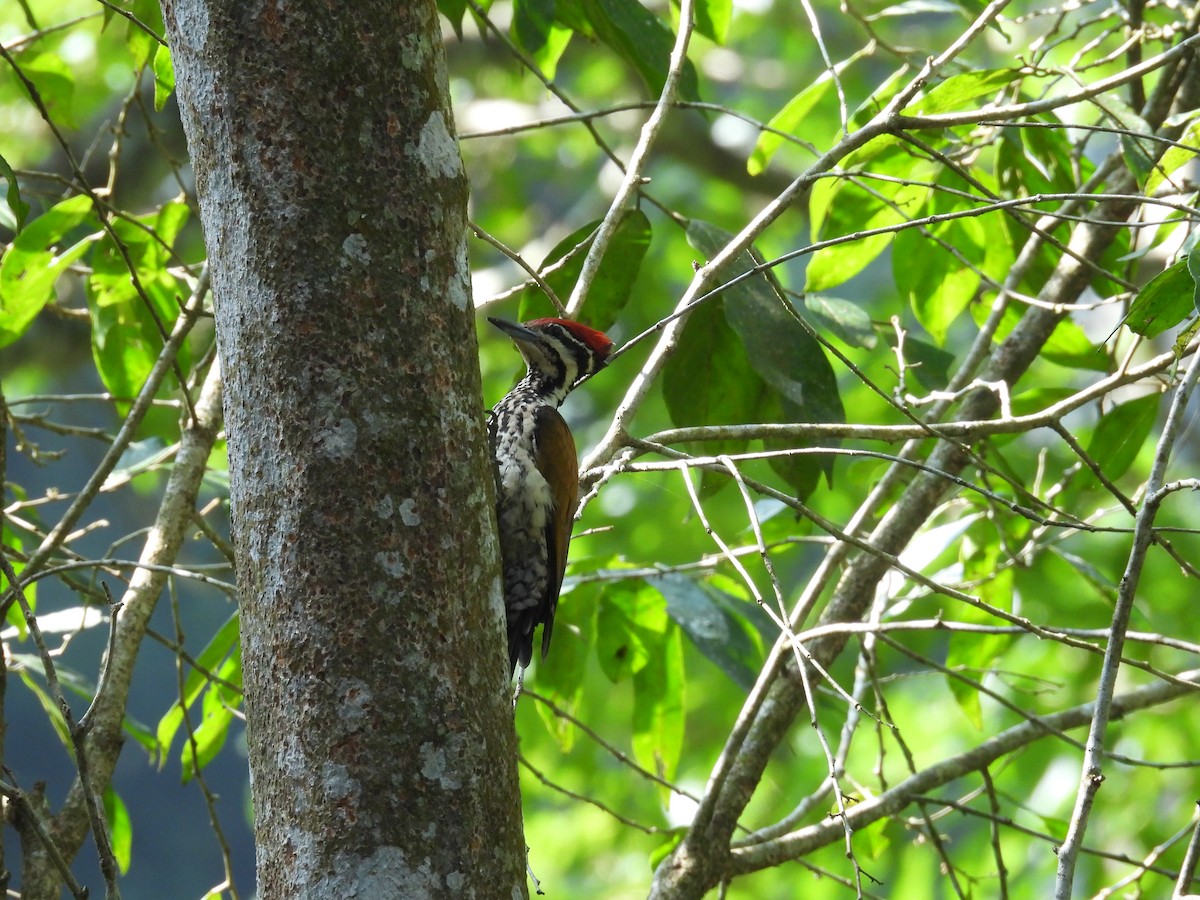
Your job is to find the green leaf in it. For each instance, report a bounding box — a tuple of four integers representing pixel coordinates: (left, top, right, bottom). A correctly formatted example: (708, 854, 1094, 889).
(1099, 95, 1156, 186)
(902, 68, 1019, 116)
(1174, 316, 1200, 359)
(946, 520, 1015, 712)
(513, 0, 573, 78)
(895, 216, 983, 345)
(0, 153, 30, 233)
(22, 53, 77, 128)
(902, 337, 955, 390)
(1085, 394, 1158, 482)
(182, 654, 242, 782)
(632, 618, 684, 783)
(87, 207, 194, 416)
(103, 788, 133, 874)
(662, 285, 773, 495)
(1126, 259, 1195, 337)
(806, 136, 933, 291)
(533, 582, 597, 751)
(748, 79, 834, 176)
(152, 43, 175, 110)
(801, 294, 877, 349)
(947, 673, 984, 730)
(972, 303, 1107, 371)
(517, 210, 650, 331)
(649, 573, 761, 691)
(89, 276, 182, 408)
(1146, 120, 1200, 197)
(157, 612, 240, 764)
(687, 219, 844, 492)
(596, 580, 667, 682)
(17, 668, 72, 748)
(581, 0, 701, 102)
(1, 532, 34, 638)
(649, 829, 687, 870)
(437, 0, 469, 36)
(997, 123, 1078, 198)
(125, 0, 165, 67)
(691, 0, 731, 44)
(0, 194, 98, 346)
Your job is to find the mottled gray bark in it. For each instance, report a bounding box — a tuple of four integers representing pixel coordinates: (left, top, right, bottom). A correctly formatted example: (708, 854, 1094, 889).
(161, 1, 526, 897)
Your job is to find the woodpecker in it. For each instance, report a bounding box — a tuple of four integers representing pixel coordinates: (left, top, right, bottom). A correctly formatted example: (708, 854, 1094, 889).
(487, 316, 614, 676)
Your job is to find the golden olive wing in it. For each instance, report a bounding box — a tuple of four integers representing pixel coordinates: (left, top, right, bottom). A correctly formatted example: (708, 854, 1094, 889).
(534, 406, 580, 660)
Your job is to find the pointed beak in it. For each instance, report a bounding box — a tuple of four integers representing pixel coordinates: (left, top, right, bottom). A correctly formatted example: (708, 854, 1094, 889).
(488, 317, 537, 344)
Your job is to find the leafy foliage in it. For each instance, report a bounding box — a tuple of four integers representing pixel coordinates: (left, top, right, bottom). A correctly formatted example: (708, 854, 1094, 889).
(4, 0, 1200, 897)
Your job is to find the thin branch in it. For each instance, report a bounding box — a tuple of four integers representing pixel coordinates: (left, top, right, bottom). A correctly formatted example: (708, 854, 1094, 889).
(1056, 347, 1200, 896)
(6, 273, 208, 599)
(564, 0, 696, 318)
(728, 669, 1200, 876)
(0, 775, 88, 900)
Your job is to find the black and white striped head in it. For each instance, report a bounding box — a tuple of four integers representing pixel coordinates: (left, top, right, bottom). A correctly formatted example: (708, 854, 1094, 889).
(489, 316, 613, 403)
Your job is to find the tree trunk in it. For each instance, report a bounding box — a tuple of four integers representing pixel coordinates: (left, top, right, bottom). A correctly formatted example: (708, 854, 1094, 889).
(161, 2, 527, 896)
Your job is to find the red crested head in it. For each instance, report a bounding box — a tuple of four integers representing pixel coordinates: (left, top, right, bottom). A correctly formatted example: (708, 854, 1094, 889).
(524, 317, 614, 361)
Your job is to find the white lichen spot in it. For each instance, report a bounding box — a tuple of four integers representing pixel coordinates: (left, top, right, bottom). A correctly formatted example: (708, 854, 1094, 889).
(414, 111, 462, 180)
(311, 846, 439, 899)
(377, 550, 406, 578)
(318, 417, 358, 460)
(399, 33, 428, 70)
(446, 872, 465, 890)
(419, 742, 462, 789)
(399, 497, 421, 526)
(321, 761, 358, 802)
(338, 678, 372, 727)
(342, 232, 370, 266)
(445, 273, 468, 311)
(376, 494, 395, 519)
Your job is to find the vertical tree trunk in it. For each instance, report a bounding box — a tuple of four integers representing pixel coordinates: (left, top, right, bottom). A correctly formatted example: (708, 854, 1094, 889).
(161, 2, 527, 896)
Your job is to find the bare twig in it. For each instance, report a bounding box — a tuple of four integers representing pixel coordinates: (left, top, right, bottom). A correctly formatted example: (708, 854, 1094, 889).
(1056, 348, 1200, 897)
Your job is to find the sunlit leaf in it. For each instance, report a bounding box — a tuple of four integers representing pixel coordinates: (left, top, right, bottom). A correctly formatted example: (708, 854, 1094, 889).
(181, 654, 242, 782)
(157, 612, 240, 765)
(513, 0, 573, 78)
(437, 0, 469, 36)
(16, 667, 72, 748)
(125, 0, 166, 67)
(692, 0, 731, 44)
(153, 43, 175, 110)
(902, 68, 1019, 116)
(748, 79, 834, 176)
(631, 618, 684, 784)
(895, 215, 983, 345)
(596, 580, 667, 682)
(0, 194, 98, 346)
(807, 136, 933, 291)
(0, 153, 30, 233)
(22, 53, 77, 128)
(534, 582, 598, 751)
(104, 788, 133, 874)
(1146, 120, 1200, 196)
